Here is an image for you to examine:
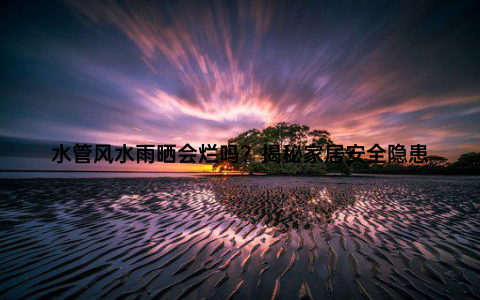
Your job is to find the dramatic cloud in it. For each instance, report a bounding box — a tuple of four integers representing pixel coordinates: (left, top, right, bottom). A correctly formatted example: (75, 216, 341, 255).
(1, 0, 479, 170)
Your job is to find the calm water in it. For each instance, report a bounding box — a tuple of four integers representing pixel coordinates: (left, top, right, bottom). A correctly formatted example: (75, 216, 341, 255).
(0, 176, 479, 299)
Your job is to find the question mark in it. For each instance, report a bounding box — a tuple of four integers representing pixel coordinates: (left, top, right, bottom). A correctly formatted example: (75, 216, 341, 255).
(241, 145, 251, 162)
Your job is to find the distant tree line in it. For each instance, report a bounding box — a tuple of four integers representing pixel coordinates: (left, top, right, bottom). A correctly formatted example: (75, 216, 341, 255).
(213, 122, 480, 176)
(351, 152, 480, 175)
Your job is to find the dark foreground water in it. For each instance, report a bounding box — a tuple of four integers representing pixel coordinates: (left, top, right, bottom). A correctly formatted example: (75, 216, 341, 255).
(0, 176, 479, 299)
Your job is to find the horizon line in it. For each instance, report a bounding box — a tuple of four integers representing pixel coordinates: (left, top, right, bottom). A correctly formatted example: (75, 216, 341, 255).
(0, 170, 214, 173)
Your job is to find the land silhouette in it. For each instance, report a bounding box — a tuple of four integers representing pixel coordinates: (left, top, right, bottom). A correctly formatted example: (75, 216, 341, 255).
(214, 122, 480, 176)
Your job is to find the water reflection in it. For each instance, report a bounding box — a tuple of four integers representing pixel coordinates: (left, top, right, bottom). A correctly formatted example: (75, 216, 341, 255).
(212, 181, 359, 232)
(0, 176, 479, 299)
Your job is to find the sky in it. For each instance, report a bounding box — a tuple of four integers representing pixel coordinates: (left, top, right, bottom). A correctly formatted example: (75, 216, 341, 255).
(1, 0, 479, 171)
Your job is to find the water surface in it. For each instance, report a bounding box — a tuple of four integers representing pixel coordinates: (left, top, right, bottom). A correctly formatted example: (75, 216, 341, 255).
(0, 176, 479, 299)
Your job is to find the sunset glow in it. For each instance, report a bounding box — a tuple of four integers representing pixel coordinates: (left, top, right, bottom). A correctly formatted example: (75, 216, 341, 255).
(1, 0, 479, 171)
